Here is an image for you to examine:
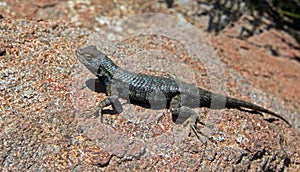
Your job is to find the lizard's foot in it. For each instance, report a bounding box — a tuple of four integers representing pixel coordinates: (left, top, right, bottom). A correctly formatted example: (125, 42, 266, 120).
(171, 106, 213, 143)
(185, 112, 215, 143)
(175, 108, 215, 143)
(170, 95, 215, 143)
(190, 122, 216, 144)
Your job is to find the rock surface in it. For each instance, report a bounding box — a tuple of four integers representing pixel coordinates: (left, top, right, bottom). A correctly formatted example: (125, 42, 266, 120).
(0, 0, 299, 171)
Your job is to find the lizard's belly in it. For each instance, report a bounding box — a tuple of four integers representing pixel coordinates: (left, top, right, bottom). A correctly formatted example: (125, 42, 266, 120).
(129, 86, 171, 109)
(113, 82, 172, 109)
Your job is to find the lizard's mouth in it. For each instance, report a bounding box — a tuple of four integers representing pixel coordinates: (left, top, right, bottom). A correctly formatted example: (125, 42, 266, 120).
(76, 49, 83, 58)
(76, 49, 87, 64)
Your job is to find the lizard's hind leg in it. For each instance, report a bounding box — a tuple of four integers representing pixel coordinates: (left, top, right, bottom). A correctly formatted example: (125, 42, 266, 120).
(170, 95, 214, 143)
(170, 95, 199, 138)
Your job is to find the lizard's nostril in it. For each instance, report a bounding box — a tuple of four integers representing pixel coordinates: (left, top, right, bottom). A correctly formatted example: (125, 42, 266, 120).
(76, 49, 82, 56)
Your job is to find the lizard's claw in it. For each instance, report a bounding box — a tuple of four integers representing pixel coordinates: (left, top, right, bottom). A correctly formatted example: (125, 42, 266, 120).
(190, 124, 201, 140)
(190, 124, 216, 144)
(93, 107, 101, 118)
(93, 106, 104, 123)
(79, 85, 87, 90)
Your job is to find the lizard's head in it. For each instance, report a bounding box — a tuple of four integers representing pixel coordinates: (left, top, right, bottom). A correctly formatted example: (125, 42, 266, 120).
(76, 45, 106, 75)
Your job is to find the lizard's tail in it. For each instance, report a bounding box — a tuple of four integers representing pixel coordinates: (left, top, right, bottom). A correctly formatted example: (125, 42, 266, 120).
(225, 96, 291, 126)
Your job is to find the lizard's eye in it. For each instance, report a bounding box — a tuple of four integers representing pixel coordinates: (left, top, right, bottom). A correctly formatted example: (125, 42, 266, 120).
(84, 54, 92, 60)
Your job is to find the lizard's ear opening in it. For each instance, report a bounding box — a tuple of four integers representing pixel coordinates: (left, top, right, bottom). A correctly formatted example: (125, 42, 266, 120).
(91, 45, 98, 50)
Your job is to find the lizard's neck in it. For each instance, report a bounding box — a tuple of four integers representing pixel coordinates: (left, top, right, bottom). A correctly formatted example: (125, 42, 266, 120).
(97, 55, 118, 79)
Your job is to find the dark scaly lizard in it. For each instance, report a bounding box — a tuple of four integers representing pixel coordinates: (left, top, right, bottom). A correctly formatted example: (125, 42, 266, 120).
(76, 45, 290, 138)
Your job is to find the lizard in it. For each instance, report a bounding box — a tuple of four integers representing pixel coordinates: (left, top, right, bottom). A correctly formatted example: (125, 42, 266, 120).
(76, 45, 290, 138)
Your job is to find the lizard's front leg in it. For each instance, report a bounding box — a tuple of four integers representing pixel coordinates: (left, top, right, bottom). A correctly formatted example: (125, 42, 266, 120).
(94, 95, 123, 122)
(94, 81, 123, 121)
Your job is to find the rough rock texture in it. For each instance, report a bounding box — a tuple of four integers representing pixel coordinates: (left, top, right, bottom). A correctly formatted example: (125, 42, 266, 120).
(0, 0, 299, 171)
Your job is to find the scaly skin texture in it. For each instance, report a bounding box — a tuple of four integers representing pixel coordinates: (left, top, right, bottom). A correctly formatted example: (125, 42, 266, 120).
(76, 45, 290, 138)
